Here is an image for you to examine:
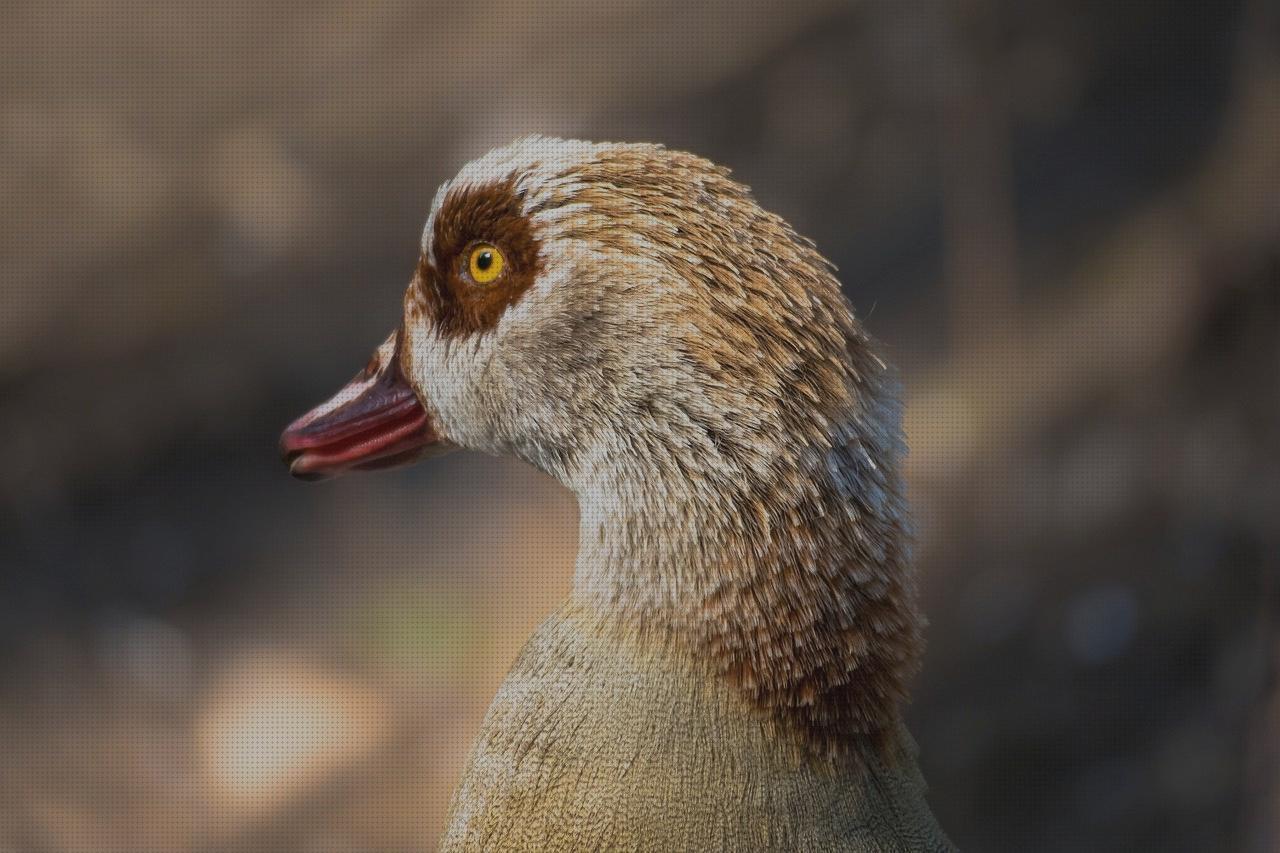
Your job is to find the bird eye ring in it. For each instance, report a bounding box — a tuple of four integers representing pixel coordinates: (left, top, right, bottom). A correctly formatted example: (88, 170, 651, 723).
(467, 244, 505, 284)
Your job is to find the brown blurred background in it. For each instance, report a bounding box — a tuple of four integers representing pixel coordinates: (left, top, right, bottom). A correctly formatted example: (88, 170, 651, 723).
(1, 1, 1278, 851)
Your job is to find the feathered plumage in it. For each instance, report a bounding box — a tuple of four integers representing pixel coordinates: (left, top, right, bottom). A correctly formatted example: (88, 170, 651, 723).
(283, 137, 956, 851)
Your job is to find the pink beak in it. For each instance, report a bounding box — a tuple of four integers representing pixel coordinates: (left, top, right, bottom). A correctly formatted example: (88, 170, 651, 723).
(279, 333, 449, 480)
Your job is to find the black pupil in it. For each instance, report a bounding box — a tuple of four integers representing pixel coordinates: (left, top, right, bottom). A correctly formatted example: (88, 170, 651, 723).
(476, 251, 493, 272)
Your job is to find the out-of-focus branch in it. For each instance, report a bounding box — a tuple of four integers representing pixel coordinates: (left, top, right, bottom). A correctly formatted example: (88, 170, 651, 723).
(1232, 13, 1280, 852)
(937, 0, 1020, 352)
(906, 15, 1280, 555)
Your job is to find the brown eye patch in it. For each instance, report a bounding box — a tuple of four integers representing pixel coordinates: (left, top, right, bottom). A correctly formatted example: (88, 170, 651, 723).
(415, 176, 544, 338)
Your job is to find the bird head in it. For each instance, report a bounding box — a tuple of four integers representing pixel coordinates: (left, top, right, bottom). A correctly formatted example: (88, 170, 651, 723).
(281, 137, 894, 507)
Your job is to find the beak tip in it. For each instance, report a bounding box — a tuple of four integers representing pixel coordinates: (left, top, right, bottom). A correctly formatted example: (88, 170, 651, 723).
(278, 426, 304, 466)
(284, 448, 333, 481)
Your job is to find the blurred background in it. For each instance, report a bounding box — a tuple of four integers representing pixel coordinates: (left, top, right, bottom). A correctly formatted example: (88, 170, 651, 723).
(1, 0, 1278, 850)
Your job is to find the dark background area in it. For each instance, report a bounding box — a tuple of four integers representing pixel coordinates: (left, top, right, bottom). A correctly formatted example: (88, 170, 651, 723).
(1, 1, 1277, 851)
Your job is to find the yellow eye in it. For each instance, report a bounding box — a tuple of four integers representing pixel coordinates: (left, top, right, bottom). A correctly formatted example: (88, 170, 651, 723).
(467, 244, 505, 283)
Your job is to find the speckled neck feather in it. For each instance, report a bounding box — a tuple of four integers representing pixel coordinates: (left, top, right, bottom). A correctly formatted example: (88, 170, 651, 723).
(572, 375, 919, 758)
(553, 150, 922, 756)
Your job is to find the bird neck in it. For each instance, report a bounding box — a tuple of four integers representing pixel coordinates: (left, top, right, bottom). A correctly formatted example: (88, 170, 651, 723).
(567, 388, 924, 755)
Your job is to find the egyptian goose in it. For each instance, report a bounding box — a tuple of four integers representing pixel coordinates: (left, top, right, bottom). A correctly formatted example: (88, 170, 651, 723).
(281, 138, 956, 851)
